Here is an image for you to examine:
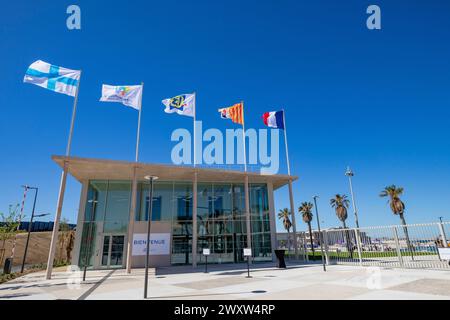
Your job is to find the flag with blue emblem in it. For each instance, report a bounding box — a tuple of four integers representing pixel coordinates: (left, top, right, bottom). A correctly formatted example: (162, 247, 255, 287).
(162, 93, 195, 117)
(24, 60, 80, 97)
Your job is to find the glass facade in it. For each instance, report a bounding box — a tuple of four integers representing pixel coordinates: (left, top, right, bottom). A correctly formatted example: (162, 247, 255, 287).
(79, 179, 272, 267)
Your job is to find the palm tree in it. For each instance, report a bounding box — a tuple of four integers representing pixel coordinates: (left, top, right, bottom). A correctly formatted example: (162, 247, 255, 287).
(380, 185, 414, 256)
(330, 194, 353, 258)
(298, 202, 315, 256)
(278, 208, 292, 252)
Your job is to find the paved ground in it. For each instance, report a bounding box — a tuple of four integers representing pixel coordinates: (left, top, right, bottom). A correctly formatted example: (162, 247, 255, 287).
(1, 262, 450, 300)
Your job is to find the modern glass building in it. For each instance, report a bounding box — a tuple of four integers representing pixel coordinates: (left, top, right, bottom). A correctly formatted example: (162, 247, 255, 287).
(54, 156, 296, 270)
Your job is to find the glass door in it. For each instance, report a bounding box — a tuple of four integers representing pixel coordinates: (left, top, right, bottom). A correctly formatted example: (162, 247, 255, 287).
(101, 234, 125, 268)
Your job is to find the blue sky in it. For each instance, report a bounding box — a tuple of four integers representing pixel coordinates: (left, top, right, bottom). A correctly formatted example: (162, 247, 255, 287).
(1, 0, 450, 232)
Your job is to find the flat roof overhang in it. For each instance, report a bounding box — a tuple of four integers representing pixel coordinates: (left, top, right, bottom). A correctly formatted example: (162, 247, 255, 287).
(52, 156, 298, 190)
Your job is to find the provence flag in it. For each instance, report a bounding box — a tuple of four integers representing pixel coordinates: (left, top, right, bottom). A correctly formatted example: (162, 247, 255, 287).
(24, 60, 80, 97)
(262, 110, 285, 129)
(162, 93, 195, 117)
(218, 102, 244, 125)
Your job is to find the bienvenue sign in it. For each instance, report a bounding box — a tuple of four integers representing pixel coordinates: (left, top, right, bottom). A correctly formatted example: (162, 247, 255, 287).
(132, 233, 171, 256)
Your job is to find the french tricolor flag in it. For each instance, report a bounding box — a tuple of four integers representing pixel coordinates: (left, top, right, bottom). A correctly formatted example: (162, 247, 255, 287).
(262, 110, 285, 129)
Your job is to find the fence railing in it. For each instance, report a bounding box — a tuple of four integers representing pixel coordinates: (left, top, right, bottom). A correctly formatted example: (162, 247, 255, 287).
(280, 221, 450, 270)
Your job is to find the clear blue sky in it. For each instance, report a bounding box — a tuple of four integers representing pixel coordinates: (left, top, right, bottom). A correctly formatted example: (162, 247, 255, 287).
(1, 0, 450, 232)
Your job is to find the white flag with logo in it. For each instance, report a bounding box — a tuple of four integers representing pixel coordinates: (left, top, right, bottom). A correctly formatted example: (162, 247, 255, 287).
(162, 93, 195, 117)
(100, 84, 143, 110)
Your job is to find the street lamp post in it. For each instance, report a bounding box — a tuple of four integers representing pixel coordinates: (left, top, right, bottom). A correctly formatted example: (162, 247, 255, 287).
(20, 186, 41, 273)
(144, 175, 158, 299)
(345, 166, 360, 229)
(313, 196, 326, 272)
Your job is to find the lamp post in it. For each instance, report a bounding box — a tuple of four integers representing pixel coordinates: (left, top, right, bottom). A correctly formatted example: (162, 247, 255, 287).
(345, 166, 360, 229)
(83, 198, 98, 282)
(20, 186, 43, 273)
(144, 175, 158, 299)
(313, 196, 326, 272)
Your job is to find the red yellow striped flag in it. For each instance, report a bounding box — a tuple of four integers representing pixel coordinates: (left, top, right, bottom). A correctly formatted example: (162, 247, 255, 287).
(218, 102, 244, 125)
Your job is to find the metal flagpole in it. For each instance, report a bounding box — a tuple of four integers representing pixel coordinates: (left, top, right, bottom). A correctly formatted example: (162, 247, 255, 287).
(241, 101, 252, 262)
(241, 101, 247, 172)
(135, 83, 144, 162)
(45, 71, 82, 280)
(282, 110, 291, 176)
(193, 92, 197, 167)
(282, 109, 298, 259)
(192, 92, 198, 267)
(126, 82, 144, 274)
(10, 186, 29, 262)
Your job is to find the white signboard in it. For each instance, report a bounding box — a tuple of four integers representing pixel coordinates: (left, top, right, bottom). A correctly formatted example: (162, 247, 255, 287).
(243, 248, 252, 257)
(438, 248, 450, 260)
(203, 248, 210, 256)
(132, 233, 171, 256)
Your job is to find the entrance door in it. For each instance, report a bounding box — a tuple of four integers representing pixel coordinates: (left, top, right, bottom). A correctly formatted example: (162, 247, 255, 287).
(101, 235, 125, 268)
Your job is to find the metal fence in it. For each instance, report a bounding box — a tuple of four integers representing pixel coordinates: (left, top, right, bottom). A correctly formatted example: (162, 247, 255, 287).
(281, 221, 450, 270)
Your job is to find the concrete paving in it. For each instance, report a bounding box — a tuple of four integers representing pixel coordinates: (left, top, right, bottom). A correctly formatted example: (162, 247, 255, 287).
(1, 262, 450, 300)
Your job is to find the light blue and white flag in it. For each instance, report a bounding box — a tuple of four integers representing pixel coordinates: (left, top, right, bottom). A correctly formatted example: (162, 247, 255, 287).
(100, 84, 143, 110)
(162, 93, 195, 117)
(23, 60, 80, 97)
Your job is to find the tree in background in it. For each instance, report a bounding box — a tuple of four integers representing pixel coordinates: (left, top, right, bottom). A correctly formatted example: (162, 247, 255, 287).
(0, 204, 20, 266)
(58, 217, 73, 263)
(278, 208, 292, 252)
(380, 185, 414, 256)
(330, 194, 353, 258)
(298, 202, 315, 256)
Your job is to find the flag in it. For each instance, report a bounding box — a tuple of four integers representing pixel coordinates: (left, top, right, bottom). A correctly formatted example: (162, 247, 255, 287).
(262, 110, 284, 129)
(218, 102, 244, 125)
(162, 93, 195, 117)
(100, 84, 143, 110)
(24, 60, 80, 97)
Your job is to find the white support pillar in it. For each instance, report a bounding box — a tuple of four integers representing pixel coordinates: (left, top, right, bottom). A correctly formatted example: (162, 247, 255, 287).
(72, 180, 89, 267)
(126, 166, 138, 273)
(267, 182, 277, 262)
(438, 222, 448, 247)
(192, 171, 198, 267)
(244, 175, 252, 262)
(288, 179, 298, 259)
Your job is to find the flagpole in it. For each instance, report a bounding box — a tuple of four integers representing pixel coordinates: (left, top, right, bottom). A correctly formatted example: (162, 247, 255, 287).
(282, 109, 291, 176)
(241, 101, 247, 172)
(282, 109, 298, 259)
(135, 82, 144, 162)
(241, 101, 252, 263)
(193, 92, 196, 167)
(46, 71, 82, 280)
(126, 82, 144, 273)
(192, 92, 198, 267)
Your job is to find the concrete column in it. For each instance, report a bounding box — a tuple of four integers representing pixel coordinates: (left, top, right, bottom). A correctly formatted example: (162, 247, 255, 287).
(244, 175, 252, 261)
(267, 182, 277, 262)
(72, 180, 89, 267)
(126, 166, 138, 273)
(438, 222, 448, 247)
(192, 171, 198, 267)
(288, 179, 298, 259)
